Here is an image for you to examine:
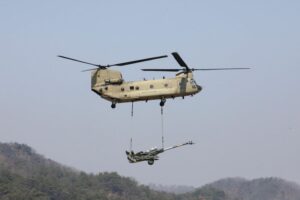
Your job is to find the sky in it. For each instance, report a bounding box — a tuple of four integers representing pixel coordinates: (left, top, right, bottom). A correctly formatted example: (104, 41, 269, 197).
(0, 1, 300, 187)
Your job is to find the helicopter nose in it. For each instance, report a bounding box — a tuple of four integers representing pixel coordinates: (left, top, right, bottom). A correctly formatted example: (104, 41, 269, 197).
(197, 85, 202, 92)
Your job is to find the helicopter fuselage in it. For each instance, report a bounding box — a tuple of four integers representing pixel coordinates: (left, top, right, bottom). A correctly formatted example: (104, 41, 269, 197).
(58, 52, 248, 108)
(91, 69, 202, 107)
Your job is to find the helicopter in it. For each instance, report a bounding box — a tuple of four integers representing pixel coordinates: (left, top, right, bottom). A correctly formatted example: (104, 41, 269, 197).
(58, 52, 249, 108)
(126, 141, 194, 165)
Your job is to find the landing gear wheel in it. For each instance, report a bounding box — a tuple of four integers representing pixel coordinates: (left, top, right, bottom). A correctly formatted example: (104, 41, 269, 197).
(160, 99, 166, 107)
(148, 160, 154, 165)
(111, 103, 116, 109)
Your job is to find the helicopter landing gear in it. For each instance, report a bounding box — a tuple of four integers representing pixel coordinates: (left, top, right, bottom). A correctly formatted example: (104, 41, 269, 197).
(148, 160, 154, 165)
(160, 98, 166, 107)
(111, 102, 116, 109)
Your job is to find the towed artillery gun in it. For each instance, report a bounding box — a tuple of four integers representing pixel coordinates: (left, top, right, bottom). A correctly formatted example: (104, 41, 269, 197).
(126, 141, 194, 165)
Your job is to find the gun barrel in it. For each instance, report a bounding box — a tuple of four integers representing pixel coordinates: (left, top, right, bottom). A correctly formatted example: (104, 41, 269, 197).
(164, 141, 194, 151)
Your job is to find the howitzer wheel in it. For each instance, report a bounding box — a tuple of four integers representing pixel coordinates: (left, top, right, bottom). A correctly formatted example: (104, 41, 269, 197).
(148, 160, 154, 165)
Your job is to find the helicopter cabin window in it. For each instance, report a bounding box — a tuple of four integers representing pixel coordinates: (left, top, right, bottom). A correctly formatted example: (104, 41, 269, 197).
(121, 87, 125, 92)
(150, 85, 154, 89)
(135, 86, 139, 90)
(130, 86, 134, 90)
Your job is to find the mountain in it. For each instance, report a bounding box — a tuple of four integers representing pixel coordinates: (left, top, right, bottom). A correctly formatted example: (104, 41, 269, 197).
(148, 183, 195, 194)
(0, 142, 173, 200)
(199, 177, 300, 200)
(0, 142, 225, 200)
(1, 142, 299, 200)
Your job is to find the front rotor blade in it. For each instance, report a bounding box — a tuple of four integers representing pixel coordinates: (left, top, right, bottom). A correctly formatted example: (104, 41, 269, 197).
(81, 68, 99, 72)
(58, 55, 100, 67)
(172, 52, 189, 69)
(111, 55, 168, 67)
(192, 67, 250, 71)
(141, 68, 181, 72)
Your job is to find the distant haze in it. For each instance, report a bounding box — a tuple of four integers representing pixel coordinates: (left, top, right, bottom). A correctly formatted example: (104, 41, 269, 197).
(0, 1, 300, 187)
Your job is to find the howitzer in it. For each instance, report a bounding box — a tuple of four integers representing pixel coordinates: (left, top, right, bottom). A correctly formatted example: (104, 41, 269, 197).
(126, 141, 194, 165)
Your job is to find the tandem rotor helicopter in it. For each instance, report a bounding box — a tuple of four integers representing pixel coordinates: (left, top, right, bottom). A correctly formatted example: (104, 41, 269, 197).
(58, 52, 249, 108)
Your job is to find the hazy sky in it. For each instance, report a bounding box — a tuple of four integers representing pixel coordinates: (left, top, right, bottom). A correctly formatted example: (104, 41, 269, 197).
(1, 1, 300, 187)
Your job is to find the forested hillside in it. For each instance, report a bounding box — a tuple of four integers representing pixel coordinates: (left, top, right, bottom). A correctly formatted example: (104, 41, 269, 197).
(200, 177, 300, 200)
(0, 142, 226, 200)
(1, 142, 299, 200)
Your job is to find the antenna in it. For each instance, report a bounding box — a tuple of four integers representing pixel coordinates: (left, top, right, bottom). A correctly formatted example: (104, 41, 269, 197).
(130, 138, 133, 152)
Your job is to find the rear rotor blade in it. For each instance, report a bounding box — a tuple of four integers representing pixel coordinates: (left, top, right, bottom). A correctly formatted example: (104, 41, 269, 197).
(142, 68, 181, 72)
(142, 67, 250, 72)
(111, 55, 168, 67)
(172, 52, 189, 69)
(58, 55, 100, 67)
(192, 67, 250, 71)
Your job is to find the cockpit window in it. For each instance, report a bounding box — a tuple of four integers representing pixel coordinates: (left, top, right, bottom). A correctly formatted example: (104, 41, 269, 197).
(190, 79, 197, 85)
